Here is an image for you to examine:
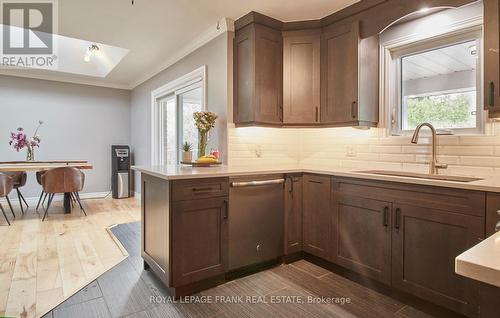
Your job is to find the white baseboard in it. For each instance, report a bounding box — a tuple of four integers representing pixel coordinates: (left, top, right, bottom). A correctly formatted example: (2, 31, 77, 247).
(0, 191, 112, 206)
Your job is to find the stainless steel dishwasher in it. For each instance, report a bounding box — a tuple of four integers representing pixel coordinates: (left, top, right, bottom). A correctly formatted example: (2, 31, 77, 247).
(228, 175, 284, 271)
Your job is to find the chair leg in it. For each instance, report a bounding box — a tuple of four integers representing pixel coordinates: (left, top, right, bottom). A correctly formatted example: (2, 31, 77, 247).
(75, 192, 87, 216)
(36, 191, 44, 212)
(19, 190, 29, 207)
(16, 188, 24, 214)
(41, 192, 48, 208)
(5, 196, 15, 219)
(0, 203, 10, 226)
(69, 193, 75, 209)
(42, 193, 54, 222)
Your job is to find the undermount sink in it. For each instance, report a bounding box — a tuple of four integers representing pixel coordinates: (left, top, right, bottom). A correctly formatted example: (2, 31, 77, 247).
(357, 170, 484, 183)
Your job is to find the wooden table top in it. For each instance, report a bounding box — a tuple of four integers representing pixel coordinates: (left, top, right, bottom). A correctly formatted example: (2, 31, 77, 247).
(0, 162, 93, 172)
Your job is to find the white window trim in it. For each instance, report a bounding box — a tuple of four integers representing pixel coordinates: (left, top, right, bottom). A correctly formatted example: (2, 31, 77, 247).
(151, 65, 207, 166)
(379, 6, 484, 137)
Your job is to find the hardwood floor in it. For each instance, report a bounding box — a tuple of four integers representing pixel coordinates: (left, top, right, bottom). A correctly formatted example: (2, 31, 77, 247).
(0, 197, 140, 318)
(41, 222, 437, 318)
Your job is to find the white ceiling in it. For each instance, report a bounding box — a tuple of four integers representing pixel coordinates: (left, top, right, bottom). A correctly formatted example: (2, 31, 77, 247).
(0, 0, 358, 89)
(402, 40, 477, 81)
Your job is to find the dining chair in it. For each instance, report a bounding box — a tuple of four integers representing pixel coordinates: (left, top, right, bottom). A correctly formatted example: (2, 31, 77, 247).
(5, 171, 28, 214)
(0, 173, 15, 225)
(41, 167, 86, 221)
(36, 171, 46, 212)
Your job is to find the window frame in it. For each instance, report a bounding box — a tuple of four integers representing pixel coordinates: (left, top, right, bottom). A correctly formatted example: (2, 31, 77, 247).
(378, 2, 485, 137)
(151, 65, 207, 166)
(388, 30, 483, 136)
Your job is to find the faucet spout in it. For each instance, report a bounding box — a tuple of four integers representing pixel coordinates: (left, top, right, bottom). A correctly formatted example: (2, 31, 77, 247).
(410, 123, 447, 175)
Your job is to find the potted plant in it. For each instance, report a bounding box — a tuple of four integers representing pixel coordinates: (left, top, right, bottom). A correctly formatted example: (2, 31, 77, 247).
(181, 142, 193, 162)
(193, 111, 218, 157)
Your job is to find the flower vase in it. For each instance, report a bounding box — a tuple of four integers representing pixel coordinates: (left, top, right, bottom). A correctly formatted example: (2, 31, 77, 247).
(198, 131, 208, 157)
(26, 147, 34, 161)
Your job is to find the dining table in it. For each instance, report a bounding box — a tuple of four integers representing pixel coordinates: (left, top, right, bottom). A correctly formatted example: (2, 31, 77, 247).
(0, 160, 93, 213)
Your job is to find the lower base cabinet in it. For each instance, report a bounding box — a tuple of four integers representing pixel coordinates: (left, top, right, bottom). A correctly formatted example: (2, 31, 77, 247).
(392, 204, 484, 317)
(172, 197, 228, 287)
(333, 194, 392, 285)
(303, 174, 332, 260)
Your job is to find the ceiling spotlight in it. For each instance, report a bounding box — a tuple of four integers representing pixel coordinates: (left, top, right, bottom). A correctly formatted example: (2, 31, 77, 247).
(84, 43, 100, 62)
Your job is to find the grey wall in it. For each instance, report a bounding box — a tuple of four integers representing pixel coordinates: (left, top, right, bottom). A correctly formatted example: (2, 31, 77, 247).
(0, 75, 131, 198)
(130, 33, 228, 193)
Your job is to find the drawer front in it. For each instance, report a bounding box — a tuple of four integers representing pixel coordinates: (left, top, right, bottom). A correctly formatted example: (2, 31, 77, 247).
(333, 177, 485, 216)
(486, 193, 500, 236)
(172, 178, 229, 201)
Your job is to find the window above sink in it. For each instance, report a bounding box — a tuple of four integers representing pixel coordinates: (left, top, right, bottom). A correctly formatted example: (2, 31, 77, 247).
(380, 2, 484, 136)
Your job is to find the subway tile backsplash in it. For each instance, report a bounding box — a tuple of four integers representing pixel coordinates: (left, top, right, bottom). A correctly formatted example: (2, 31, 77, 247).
(227, 121, 500, 177)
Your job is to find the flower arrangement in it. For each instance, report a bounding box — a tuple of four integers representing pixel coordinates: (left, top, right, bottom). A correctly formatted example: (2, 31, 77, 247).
(9, 120, 43, 161)
(193, 111, 217, 157)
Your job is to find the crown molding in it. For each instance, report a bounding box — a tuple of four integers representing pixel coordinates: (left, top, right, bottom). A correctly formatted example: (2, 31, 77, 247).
(129, 17, 234, 89)
(0, 17, 234, 90)
(0, 69, 131, 90)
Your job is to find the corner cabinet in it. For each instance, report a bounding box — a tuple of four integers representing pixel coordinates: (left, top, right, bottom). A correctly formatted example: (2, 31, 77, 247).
(485, 0, 500, 116)
(283, 30, 321, 124)
(321, 21, 379, 126)
(234, 23, 283, 126)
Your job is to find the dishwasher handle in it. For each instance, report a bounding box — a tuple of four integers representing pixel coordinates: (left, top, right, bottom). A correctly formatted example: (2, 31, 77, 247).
(231, 178, 285, 188)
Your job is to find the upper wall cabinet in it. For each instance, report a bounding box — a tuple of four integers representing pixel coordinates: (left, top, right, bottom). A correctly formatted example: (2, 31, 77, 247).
(283, 30, 321, 124)
(484, 0, 500, 116)
(234, 23, 283, 126)
(321, 21, 378, 126)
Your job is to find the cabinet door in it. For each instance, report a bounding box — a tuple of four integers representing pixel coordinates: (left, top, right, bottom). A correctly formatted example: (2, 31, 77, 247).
(392, 204, 484, 317)
(284, 175, 303, 254)
(255, 24, 283, 124)
(283, 30, 321, 124)
(172, 197, 228, 287)
(484, 0, 500, 114)
(321, 21, 359, 124)
(333, 195, 392, 285)
(234, 25, 255, 124)
(303, 174, 332, 260)
(486, 193, 500, 236)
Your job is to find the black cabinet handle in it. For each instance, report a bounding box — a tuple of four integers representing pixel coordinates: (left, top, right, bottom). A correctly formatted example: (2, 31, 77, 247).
(383, 206, 389, 227)
(351, 101, 357, 119)
(192, 187, 213, 192)
(223, 200, 228, 219)
(289, 177, 294, 194)
(489, 81, 495, 107)
(395, 208, 401, 230)
(315, 107, 319, 122)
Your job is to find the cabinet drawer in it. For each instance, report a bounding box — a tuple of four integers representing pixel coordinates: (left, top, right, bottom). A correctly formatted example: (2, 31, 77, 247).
(333, 177, 485, 216)
(172, 178, 229, 201)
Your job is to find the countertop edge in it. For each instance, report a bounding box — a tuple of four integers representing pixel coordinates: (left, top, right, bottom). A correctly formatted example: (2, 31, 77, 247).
(132, 165, 500, 193)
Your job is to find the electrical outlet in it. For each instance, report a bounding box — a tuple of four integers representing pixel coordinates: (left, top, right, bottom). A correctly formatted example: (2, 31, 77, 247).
(346, 145, 356, 157)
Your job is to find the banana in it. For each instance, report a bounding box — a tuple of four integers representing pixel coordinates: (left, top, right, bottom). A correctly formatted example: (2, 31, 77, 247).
(196, 155, 218, 163)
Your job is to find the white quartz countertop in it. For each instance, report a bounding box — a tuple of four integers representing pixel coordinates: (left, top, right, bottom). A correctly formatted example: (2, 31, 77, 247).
(131, 164, 500, 193)
(456, 232, 500, 287)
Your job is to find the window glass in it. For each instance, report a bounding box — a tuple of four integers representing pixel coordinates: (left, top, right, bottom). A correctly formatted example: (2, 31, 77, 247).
(178, 86, 202, 158)
(400, 39, 479, 131)
(159, 95, 177, 165)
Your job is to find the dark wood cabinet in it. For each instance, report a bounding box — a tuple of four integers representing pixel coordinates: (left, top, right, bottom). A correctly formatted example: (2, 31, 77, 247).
(302, 174, 332, 260)
(172, 196, 228, 287)
(332, 193, 392, 285)
(486, 192, 500, 236)
(282, 30, 321, 124)
(392, 204, 484, 317)
(484, 0, 500, 115)
(321, 21, 378, 126)
(234, 23, 283, 126)
(479, 282, 500, 318)
(284, 174, 303, 255)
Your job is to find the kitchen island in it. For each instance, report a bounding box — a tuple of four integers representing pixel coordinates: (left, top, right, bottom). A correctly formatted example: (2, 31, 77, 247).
(133, 164, 500, 317)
